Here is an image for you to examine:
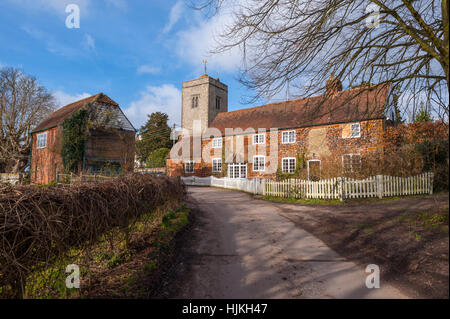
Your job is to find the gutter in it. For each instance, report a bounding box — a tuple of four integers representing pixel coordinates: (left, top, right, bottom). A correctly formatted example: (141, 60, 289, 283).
(31, 125, 57, 135)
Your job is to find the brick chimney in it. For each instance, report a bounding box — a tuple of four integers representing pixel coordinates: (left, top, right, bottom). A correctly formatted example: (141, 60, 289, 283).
(326, 74, 343, 94)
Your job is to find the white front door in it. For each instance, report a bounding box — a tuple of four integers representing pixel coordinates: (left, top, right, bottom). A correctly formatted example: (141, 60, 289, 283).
(228, 163, 247, 178)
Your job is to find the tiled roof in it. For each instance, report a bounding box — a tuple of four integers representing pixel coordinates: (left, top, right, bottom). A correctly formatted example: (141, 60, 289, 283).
(210, 84, 390, 134)
(32, 93, 119, 133)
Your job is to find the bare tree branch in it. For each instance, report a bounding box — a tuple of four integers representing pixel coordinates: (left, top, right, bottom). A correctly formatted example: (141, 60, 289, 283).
(0, 67, 56, 173)
(193, 0, 449, 119)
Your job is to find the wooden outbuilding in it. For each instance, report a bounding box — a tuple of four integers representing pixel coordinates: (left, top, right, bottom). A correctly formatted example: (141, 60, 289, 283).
(30, 93, 136, 184)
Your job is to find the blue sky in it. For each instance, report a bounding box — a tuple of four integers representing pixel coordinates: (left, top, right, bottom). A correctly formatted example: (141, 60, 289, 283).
(0, 0, 259, 129)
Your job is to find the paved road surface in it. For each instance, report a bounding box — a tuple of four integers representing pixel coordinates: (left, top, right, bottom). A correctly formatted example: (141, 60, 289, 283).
(173, 187, 408, 299)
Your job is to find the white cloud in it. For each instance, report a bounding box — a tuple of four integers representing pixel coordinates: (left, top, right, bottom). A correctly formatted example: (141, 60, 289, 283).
(104, 0, 127, 10)
(46, 0, 90, 11)
(84, 33, 96, 51)
(137, 65, 161, 75)
(21, 25, 81, 57)
(163, 1, 184, 34)
(174, 4, 243, 74)
(124, 84, 181, 129)
(53, 90, 92, 107)
(21, 25, 45, 39)
(10, 0, 90, 14)
(22, 27, 96, 57)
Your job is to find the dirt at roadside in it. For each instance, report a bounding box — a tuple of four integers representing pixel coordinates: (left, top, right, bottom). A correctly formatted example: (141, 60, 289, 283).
(276, 194, 449, 299)
(82, 205, 191, 299)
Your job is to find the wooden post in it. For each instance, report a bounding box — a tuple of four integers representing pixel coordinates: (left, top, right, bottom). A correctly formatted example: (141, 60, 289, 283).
(376, 175, 383, 199)
(429, 172, 434, 195)
(264, 179, 267, 196)
(338, 177, 344, 201)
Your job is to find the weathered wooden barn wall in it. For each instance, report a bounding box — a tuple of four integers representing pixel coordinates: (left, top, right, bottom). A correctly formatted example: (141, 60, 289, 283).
(85, 129, 136, 171)
(30, 126, 64, 184)
(30, 128, 136, 184)
(29, 94, 136, 184)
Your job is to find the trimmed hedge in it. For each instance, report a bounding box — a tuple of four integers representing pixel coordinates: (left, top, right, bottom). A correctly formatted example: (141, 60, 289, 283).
(0, 174, 185, 298)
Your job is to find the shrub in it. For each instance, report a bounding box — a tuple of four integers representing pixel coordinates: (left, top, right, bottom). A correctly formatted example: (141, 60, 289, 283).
(146, 148, 170, 168)
(0, 174, 185, 298)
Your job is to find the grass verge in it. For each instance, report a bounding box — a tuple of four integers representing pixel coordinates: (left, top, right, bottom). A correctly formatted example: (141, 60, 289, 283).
(23, 203, 190, 298)
(261, 193, 442, 206)
(262, 195, 343, 205)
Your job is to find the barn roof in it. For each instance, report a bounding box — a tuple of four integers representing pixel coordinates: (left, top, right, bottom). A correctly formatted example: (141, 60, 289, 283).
(32, 93, 125, 133)
(210, 83, 390, 135)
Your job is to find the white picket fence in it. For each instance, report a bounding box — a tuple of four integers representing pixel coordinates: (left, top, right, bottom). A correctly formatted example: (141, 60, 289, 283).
(181, 176, 265, 195)
(265, 172, 433, 200)
(56, 173, 115, 184)
(182, 172, 434, 200)
(211, 176, 265, 194)
(0, 173, 23, 185)
(135, 168, 166, 174)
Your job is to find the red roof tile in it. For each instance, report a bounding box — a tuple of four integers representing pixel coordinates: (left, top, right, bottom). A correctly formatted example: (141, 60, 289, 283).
(210, 84, 390, 134)
(32, 93, 118, 133)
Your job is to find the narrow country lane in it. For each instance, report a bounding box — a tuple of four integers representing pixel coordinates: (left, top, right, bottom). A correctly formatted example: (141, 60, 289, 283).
(171, 187, 408, 299)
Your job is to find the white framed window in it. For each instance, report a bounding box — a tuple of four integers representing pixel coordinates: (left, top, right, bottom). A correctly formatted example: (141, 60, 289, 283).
(282, 130, 296, 144)
(350, 123, 361, 138)
(212, 137, 222, 148)
(37, 132, 47, 149)
(253, 155, 265, 171)
(253, 133, 265, 145)
(184, 160, 194, 173)
(282, 157, 296, 173)
(342, 154, 362, 173)
(228, 163, 247, 178)
(212, 158, 222, 172)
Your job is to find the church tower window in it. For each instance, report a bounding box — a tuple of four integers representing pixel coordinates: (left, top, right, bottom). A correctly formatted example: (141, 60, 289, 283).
(216, 96, 221, 110)
(191, 95, 199, 108)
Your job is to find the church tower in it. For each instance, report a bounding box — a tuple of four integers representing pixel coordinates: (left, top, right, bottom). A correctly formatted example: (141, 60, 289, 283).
(181, 74, 228, 134)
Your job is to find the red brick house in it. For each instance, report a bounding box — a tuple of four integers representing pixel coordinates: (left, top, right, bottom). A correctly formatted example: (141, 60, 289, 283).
(30, 93, 136, 184)
(167, 75, 395, 180)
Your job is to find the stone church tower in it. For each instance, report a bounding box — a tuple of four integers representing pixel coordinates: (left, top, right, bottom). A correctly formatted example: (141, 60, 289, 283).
(181, 75, 228, 134)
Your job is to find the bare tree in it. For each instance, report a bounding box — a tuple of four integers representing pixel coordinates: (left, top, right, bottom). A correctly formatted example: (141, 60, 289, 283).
(194, 0, 449, 120)
(0, 67, 56, 173)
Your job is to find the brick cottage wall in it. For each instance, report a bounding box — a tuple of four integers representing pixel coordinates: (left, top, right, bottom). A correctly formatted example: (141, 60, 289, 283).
(167, 119, 386, 179)
(30, 126, 64, 184)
